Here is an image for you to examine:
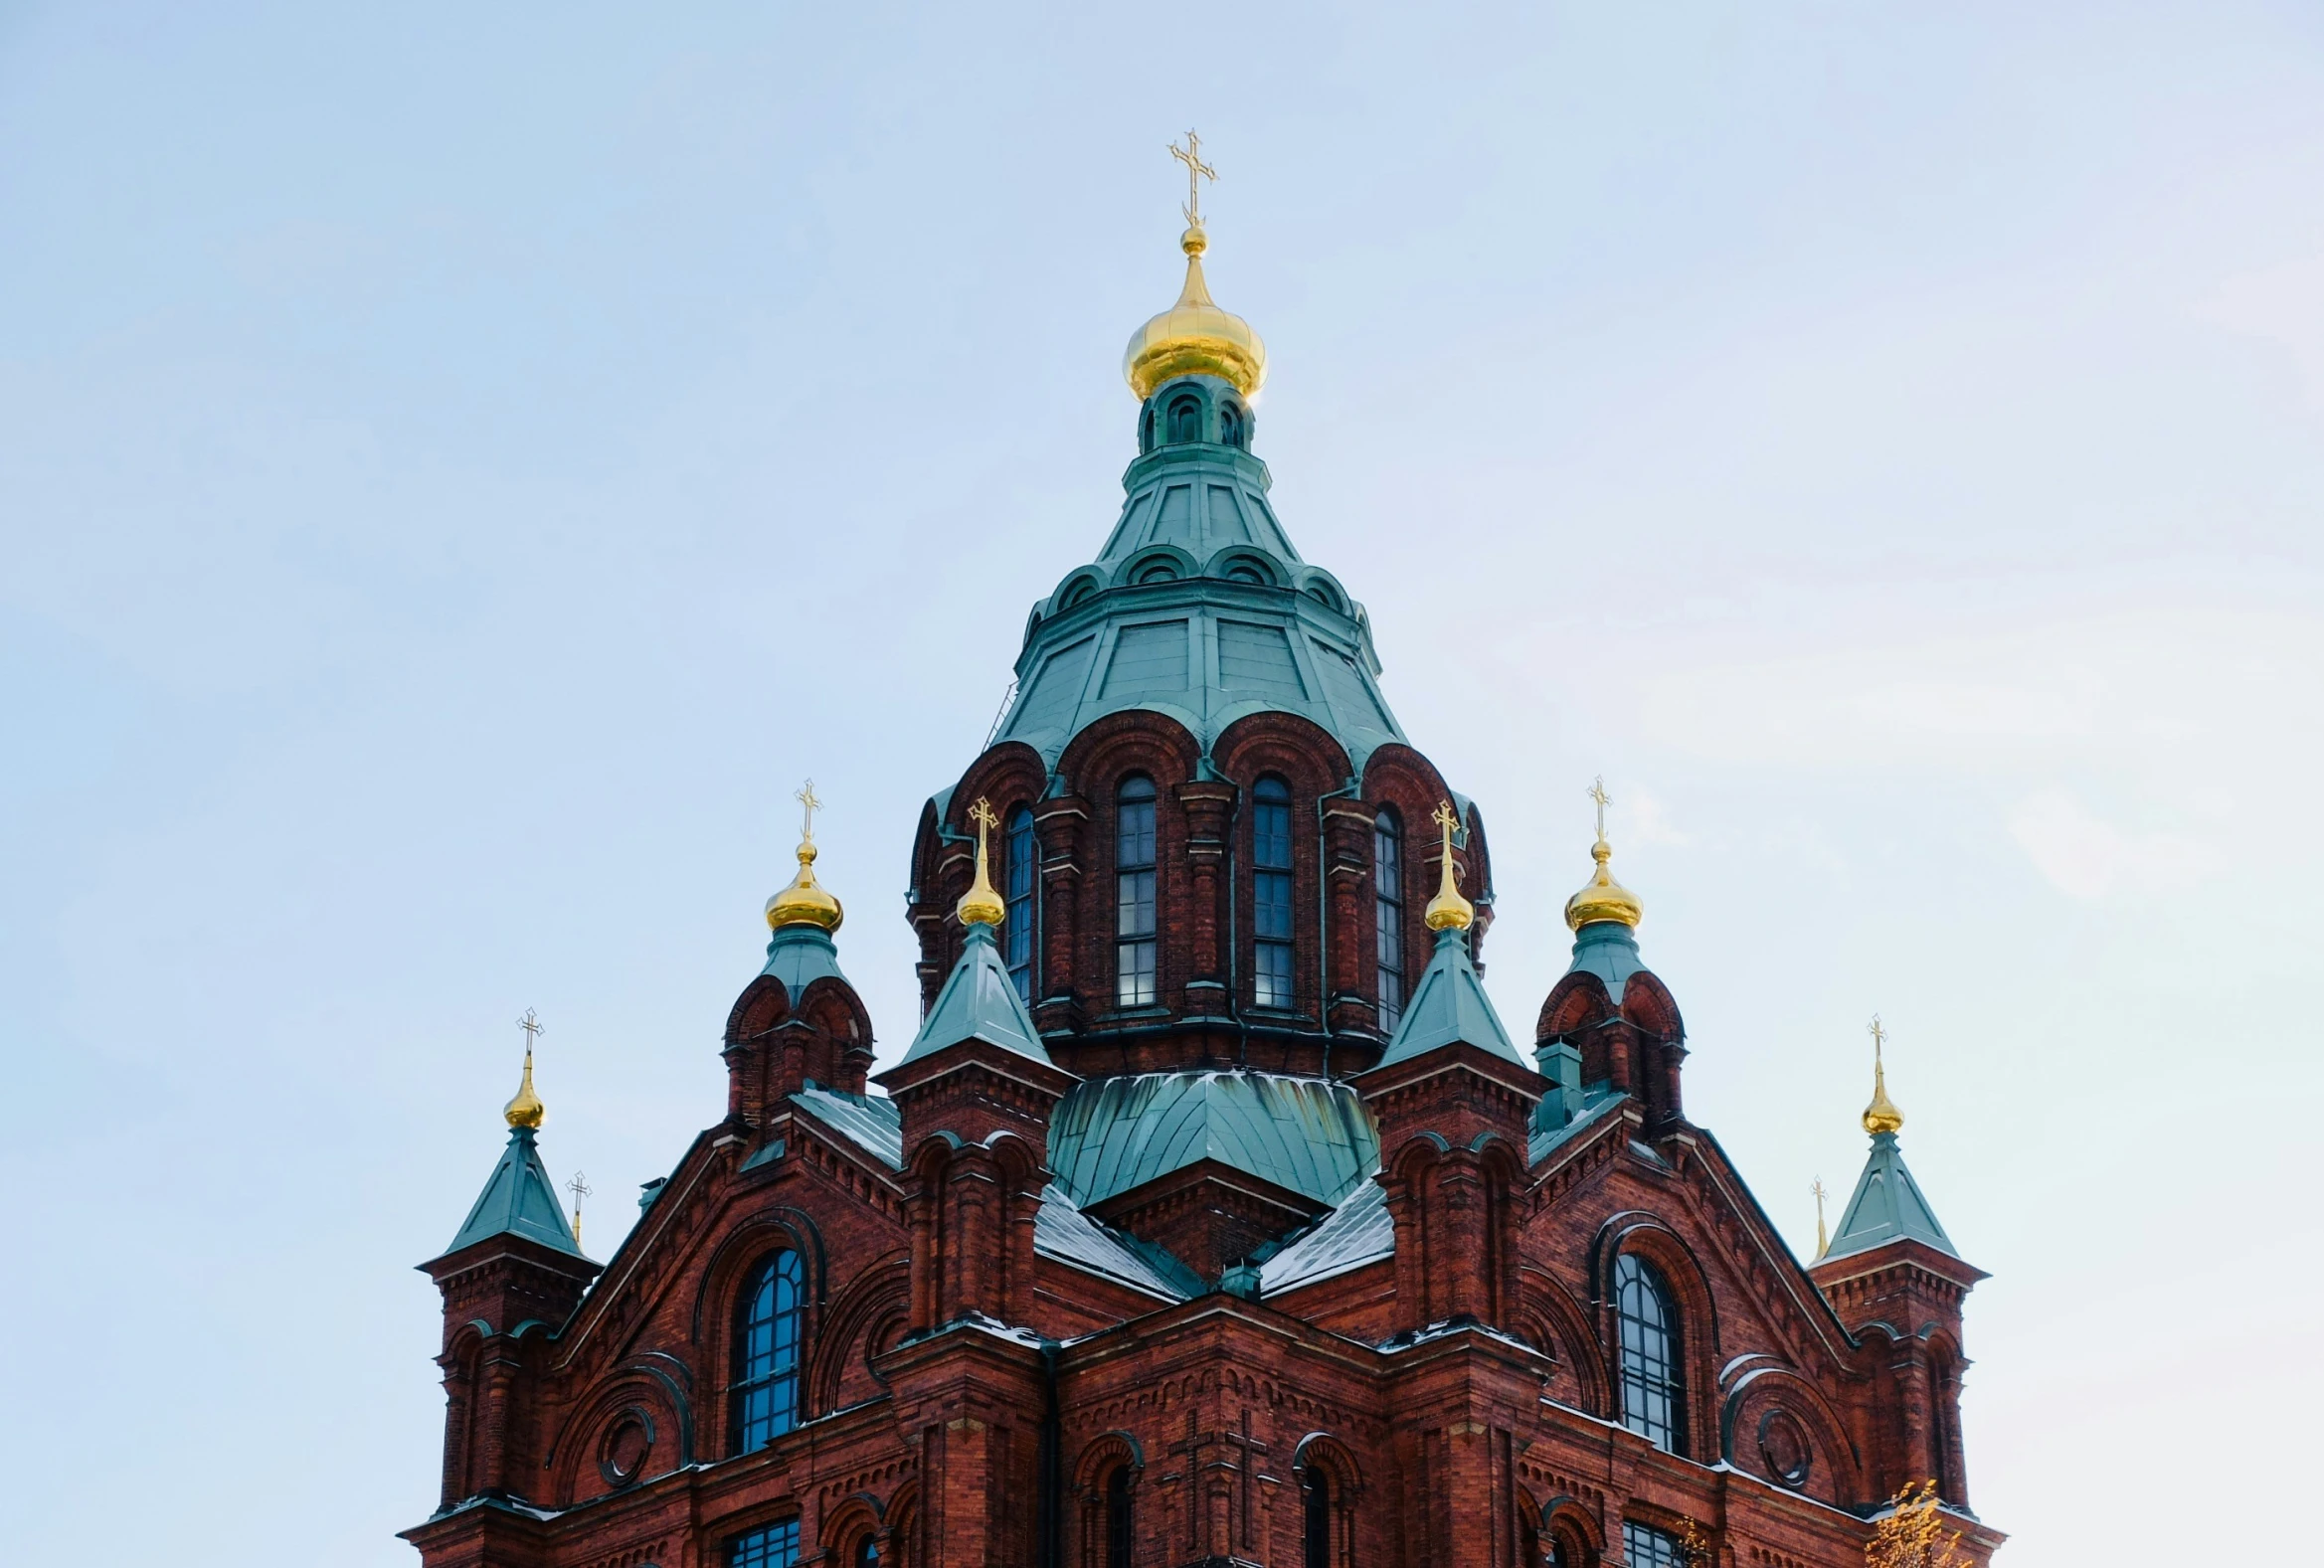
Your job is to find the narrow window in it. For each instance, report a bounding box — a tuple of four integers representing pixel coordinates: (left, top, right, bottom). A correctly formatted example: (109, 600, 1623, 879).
(1167, 395, 1201, 443)
(1302, 1468, 1332, 1568)
(1374, 808, 1405, 1030)
(733, 1251, 804, 1454)
(852, 1537, 878, 1568)
(1115, 777, 1159, 1006)
(1253, 777, 1294, 1008)
(1221, 403, 1246, 447)
(1621, 1522, 1683, 1568)
(729, 1518, 802, 1568)
(1615, 1254, 1684, 1454)
(1005, 804, 1037, 1002)
(1105, 1466, 1134, 1568)
(1140, 408, 1155, 453)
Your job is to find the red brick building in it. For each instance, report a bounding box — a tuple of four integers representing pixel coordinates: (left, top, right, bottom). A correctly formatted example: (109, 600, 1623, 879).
(406, 211, 2001, 1568)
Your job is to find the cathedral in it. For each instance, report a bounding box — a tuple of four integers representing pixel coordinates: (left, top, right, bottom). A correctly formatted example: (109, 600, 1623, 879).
(405, 156, 2000, 1568)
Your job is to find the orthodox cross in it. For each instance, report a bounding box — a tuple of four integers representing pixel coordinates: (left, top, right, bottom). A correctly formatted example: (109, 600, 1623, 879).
(968, 795, 998, 856)
(1169, 129, 1216, 228)
(1589, 776, 1612, 840)
(1868, 1013, 1887, 1068)
(517, 1007, 543, 1058)
(1431, 797, 1460, 852)
(567, 1169, 592, 1246)
(796, 779, 822, 842)
(1811, 1178, 1830, 1260)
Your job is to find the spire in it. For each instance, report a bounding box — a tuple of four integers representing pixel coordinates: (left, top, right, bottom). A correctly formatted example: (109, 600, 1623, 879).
(955, 796, 1006, 928)
(1812, 1177, 1831, 1262)
(1824, 1022, 1957, 1262)
(1423, 798, 1475, 933)
(439, 1019, 584, 1261)
(897, 922, 1052, 1069)
(1123, 132, 1268, 399)
(1564, 777, 1644, 932)
(765, 779, 843, 935)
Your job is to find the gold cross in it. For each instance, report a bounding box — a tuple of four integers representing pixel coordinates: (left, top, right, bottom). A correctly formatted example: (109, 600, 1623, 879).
(1868, 1014, 1887, 1064)
(1169, 129, 1216, 228)
(1588, 777, 1612, 840)
(566, 1169, 592, 1247)
(517, 1008, 544, 1049)
(1811, 1177, 1828, 1209)
(796, 780, 822, 841)
(968, 795, 999, 851)
(1431, 797, 1459, 848)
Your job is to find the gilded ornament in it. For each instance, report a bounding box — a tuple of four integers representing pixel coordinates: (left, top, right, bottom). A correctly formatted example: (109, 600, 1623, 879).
(1862, 1015, 1905, 1134)
(1123, 132, 1268, 400)
(1563, 777, 1644, 931)
(1423, 798, 1475, 932)
(956, 796, 1007, 928)
(766, 780, 844, 933)
(504, 1009, 546, 1130)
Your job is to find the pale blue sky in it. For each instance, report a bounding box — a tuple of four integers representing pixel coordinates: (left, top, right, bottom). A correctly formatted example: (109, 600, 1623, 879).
(4, 5, 2320, 1564)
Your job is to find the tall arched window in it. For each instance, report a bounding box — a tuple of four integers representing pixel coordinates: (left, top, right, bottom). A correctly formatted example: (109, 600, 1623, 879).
(1220, 403, 1246, 448)
(1374, 808, 1405, 1030)
(1116, 778, 1158, 1006)
(1302, 1467, 1332, 1568)
(733, 1250, 804, 1455)
(1253, 777, 1295, 1008)
(1105, 1465, 1134, 1568)
(1167, 395, 1201, 443)
(851, 1535, 878, 1568)
(1614, 1253, 1684, 1454)
(1004, 804, 1037, 1002)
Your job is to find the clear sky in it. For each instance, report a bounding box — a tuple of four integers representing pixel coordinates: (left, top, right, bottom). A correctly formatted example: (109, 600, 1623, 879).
(4, 5, 2319, 1563)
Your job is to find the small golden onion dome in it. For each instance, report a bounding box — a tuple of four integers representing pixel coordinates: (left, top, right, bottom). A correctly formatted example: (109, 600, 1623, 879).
(1123, 226, 1268, 401)
(956, 797, 1006, 928)
(503, 1049, 544, 1131)
(766, 837, 844, 934)
(1862, 1056, 1905, 1135)
(1423, 800, 1475, 932)
(1564, 837, 1644, 932)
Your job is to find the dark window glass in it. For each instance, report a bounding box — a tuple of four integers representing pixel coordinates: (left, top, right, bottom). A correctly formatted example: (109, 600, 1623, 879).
(1622, 1522, 1683, 1568)
(1302, 1468, 1332, 1568)
(1615, 1254, 1684, 1454)
(1549, 1532, 1573, 1568)
(733, 1251, 804, 1454)
(1116, 778, 1158, 1006)
(730, 1518, 802, 1568)
(1005, 804, 1037, 1002)
(1221, 404, 1246, 447)
(1253, 777, 1294, 1008)
(1374, 809, 1405, 1030)
(1105, 1466, 1134, 1568)
(1167, 396, 1200, 443)
(852, 1537, 877, 1568)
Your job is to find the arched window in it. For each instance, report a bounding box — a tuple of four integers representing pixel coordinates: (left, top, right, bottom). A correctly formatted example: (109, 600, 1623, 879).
(1621, 1522, 1684, 1568)
(1167, 394, 1201, 444)
(1252, 777, 1295, 1008)
(1374, 808, 1405, 1030)
(1115, 777, 1159, 1006)
(851, 1535, 878, 1568)
(1614, 1254, 1684, 1454)
(1140, 407, 1155, 453)
(1004, 804, 1037, 1002)
(1220, 403, 1246, 448)
(729, 1517, 802, 1568)
(1302, 1467, 1332, 1568)
(1105, 1465, 1134, 1568)
(733, 1250, 804, 1455)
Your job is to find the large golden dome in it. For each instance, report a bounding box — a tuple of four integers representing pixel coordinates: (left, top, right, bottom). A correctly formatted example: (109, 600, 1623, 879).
(766, 837, 843, 934)
(1123, 226, 1268, 401)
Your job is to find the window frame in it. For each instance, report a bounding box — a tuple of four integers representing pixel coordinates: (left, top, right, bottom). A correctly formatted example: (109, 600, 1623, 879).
(1004, 803, 1037, 1002)
(1614, 1253, 1685, 1455)
(1114, 777, 1159, 1008)
(1251, 776, 1296, 1010)
(731, 1249, 804, 1456)
(728, 1517, 803, 1568)
(1373, 807, 1405, 1031)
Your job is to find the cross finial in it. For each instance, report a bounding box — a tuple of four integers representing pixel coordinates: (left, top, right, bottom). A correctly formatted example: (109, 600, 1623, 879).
(968, 795, 999, 840)
(566, 1169, 592, 1248)
(1588, 776, 1612, 841)
(1811, 1177, 1831, 1262)
(1431, 798, 1459, 843)
(1169, 129, 1217, 228)
(517, 1008, 544, 1051)
(796, 780, 822, 842)
(1869, 1014, 1886, 1062)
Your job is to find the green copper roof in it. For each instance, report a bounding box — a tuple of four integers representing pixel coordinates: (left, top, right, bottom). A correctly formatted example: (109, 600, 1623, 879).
(992, 377, 1406, 775)
(761, 922, 848, 994)
(1372, 927, 1524, 1071)
(441, 1126, 584, 1259)
(1046, 1069, 1380, 1210)
(1824, 1131, 1959, 1261)
(897, 922, 1052, 1068)
(1565, 920, 1647, 1003)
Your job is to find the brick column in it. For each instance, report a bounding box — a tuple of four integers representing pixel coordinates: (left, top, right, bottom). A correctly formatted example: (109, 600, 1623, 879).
(1033, 795, 1087, 1029)
(1176, 781, 1236, 1012)
(1323, 801, 1374, 1034)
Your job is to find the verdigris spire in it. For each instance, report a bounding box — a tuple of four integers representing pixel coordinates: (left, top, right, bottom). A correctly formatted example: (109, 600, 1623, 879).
(441, 1020, 584, 1260)
(1374, 807, 1521, 1070)
(1825, 1019, 1957, 1261)
(898, 808, 1051, 1069)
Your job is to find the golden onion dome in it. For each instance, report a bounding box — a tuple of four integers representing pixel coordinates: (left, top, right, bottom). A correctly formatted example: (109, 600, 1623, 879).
(766, 836, 844, 934)
(1423, 799, 1475, 932)
(1862, 1018, 1905, 1134)
(503, 1047, 545, 1131)
(1123, 226, 1268, 401)
(1563, 837, 1644, 932)
(955, 797, 1006, 928)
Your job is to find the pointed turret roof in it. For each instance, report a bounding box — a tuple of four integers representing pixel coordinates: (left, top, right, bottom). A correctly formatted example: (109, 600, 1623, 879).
(1823, 1131, 1958, 1261)
(1372, 926, 1523, 1071)
(896, 922, 1052, 1068)
(440, 1125, 584, 1260)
